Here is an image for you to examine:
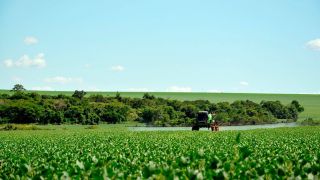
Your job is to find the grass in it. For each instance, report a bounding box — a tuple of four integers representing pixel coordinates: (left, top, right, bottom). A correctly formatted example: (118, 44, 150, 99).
(0, 124, 51, 131)
(0, 125, 319, 178)
(298, 118, 320, 126)
(1, 89, 319, 120)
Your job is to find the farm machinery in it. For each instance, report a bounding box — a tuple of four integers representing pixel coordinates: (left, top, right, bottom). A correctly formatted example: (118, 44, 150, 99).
(192, 111, 219, 131)
(192, 111, 209, 131)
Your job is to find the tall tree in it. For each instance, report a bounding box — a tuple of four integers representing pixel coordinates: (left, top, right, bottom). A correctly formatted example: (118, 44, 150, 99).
(11, 84, 26, 92)
(72, 90, 87, 100)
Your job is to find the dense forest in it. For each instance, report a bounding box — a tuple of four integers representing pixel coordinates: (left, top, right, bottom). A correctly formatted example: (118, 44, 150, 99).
(0, 85, 304, 126)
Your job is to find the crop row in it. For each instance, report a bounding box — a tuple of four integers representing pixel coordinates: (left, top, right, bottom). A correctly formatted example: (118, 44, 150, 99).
(0, 126, 319, 179)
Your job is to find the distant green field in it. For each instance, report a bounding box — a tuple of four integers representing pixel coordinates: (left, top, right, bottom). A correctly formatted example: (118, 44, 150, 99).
(0, 90, 319, 120)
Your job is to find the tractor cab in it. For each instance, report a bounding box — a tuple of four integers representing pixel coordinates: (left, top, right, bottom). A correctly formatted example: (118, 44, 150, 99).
(192, 111, 209, 131)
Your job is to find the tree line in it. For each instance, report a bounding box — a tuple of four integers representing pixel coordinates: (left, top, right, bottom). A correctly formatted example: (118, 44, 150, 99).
(0, 85, 304, 126)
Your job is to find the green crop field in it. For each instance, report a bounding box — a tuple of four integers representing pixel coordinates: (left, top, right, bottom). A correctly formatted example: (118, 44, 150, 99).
(0, 125, 319, 179)
(1, 90, 319, 120)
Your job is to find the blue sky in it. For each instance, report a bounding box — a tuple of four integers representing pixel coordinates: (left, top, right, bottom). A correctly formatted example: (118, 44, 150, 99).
(1, 0, 319, 93)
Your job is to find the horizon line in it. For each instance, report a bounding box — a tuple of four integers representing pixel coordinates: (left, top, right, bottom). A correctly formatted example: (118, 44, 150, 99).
(0, 89, 319, 95)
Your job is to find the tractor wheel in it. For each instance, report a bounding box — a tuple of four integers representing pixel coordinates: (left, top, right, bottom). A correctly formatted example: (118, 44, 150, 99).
(192, 125, 199, 131)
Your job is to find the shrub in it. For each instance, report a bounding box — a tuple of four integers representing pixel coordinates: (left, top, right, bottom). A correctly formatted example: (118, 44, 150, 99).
(0, 90, 305, 126)
(0, 100, 45, 123)
(0, 124, 43, 131)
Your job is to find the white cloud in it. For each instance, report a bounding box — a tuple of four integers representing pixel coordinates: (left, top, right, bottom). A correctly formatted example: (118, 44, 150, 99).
(297, 91, 320, 95)
(31, 86, 53, 91)
(306, 38, 320, 51)
(111, 65, 125, 72)
(207, 89, 223, 93)
(86, 87, 101, 92)
(4, 59, 14, 67)
(24, 36, 38, 45)
(167, 86, 192, 92)
(240, 81, 249, 86)
(3, 53, 46, 68)
(126, 88, 152, 92)
(84, 64, 91, 68)
(44, 76, 83, 84)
